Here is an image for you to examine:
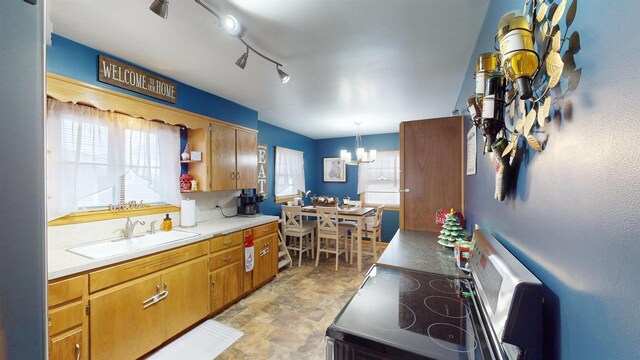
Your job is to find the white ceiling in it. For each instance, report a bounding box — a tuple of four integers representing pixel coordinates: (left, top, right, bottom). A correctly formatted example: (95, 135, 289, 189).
(49, 0, 488, 139)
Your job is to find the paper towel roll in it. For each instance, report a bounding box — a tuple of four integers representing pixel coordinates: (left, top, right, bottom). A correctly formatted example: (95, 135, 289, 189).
(180, 199, 197, 227)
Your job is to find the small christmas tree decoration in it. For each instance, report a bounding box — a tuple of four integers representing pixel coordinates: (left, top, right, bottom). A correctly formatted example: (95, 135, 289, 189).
(438, 209, 466, 248)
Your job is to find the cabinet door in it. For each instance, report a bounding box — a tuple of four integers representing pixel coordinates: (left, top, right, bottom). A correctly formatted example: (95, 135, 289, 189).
(253, 234, 276, 286)
(162, 257, 209, 339)
(50, 329, 83, 360)
(211, 123, 237, 191)
(89, 275, 163, 360)
(210, 262, 243, 313)
(236, 130, 258, 189)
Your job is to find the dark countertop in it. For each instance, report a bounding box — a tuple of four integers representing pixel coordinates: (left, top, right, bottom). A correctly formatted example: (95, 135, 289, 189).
(377, 229, 471, 278)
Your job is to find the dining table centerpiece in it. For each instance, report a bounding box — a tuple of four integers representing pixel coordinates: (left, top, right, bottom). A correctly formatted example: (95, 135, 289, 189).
(310, 195, 339, 207)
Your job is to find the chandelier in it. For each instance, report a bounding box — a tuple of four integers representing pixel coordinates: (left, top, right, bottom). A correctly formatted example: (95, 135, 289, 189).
(340, 122, 377, 165)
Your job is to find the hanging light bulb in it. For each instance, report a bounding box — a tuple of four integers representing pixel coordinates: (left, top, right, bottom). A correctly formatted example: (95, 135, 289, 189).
(475, 52, 500, 107)
(497, 11, 539, 100)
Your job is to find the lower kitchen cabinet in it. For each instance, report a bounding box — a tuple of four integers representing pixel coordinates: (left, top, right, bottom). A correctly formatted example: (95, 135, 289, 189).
(253, 233, 277, 286)
(89, 257, 209, 360)
(49, 328, 82, 360)
(89, 274, 164, 360)
(210, 262, 243, 312)
(161, 258, 210, 339)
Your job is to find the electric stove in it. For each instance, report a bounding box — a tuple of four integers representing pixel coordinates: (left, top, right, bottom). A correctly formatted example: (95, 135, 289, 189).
(326, 230, 542, 360)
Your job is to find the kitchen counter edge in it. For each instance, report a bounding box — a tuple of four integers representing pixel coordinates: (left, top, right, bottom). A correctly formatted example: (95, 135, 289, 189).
(48, 215, 279, 280)
(377, 229, 471, 278)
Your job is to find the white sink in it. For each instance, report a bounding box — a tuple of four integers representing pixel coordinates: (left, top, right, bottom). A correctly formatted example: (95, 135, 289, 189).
(67, 230, 201, 259)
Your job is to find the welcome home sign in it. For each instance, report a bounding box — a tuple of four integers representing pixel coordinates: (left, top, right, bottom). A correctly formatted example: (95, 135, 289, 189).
(98, 55, 177, 103)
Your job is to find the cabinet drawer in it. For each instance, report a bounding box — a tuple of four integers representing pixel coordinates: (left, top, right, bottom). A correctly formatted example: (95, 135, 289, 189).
(252, 222, 277, 238)
(210, 231, 243, 253)
(48, 301, 84, 336)
(48, 275, 85, 308)
(89, 241, 208, 293)
(50, 328, 83, 360)
(210, 246, 242, 271)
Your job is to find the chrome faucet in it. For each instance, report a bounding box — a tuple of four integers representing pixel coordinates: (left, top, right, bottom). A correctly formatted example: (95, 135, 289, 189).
(123, 218, 146, 239)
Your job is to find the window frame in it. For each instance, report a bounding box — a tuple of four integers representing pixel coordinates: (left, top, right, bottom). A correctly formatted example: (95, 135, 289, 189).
(360, 150, 401, 210)
(274, 146, 305, 203)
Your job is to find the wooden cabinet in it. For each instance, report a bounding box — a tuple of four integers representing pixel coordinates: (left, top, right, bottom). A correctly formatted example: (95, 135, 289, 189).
(242, 222, 278, 294)
(50, 329, 82, 360)
(253, 233, 277, 286)
(181, 127, 208, 193)
(210, 122, 258, 190)
(209, 232, 244, 313)
(47, 275, 88, 360)
(88, 244, 209, 360)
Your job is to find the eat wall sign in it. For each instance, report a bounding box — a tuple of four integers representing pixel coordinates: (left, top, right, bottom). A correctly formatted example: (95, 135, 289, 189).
(98, 55, 177, 103)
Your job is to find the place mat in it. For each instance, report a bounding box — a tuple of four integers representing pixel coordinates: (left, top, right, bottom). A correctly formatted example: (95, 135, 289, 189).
(146, 320, 243, 360)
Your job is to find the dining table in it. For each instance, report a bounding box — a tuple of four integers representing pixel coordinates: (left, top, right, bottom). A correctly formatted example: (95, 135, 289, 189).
(301, 205, 375, 271)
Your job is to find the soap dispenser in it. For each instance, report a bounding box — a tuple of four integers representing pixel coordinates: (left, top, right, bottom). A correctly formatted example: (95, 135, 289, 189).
(162, 214, 172, 231)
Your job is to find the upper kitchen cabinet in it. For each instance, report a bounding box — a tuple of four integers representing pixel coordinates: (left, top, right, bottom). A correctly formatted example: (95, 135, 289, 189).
(210, 122, 258, 190)
(181, 127, 209, 192)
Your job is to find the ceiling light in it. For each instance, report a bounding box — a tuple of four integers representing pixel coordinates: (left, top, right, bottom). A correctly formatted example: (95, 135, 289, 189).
(149, 0, 169, 19)
(341, 122, 376, 165)
(223, 15, 244, 37)
(277, 66, 290, 84)
(235, 49, 249, 69)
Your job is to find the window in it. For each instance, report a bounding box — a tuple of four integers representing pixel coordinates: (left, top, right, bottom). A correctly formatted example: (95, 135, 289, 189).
(47, 99, 181, 220)
(357, 150, 400, 207)
(274, 146, 305, 201)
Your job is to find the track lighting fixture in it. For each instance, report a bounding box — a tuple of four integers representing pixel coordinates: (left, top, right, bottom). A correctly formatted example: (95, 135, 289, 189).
(150, 0, 291, 84)
(277, 66, 290, 84)
(235, 48, 249, 69)
(149, 0, 169, 19)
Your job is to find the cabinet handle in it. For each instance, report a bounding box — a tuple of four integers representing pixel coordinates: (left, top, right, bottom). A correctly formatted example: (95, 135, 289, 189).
(143, 284, 164, 308)
(211, 280, 216, 292)
(157, 283, 169, 302)
(75, 344, 80, 360)
(236, 172, 240, 180)
(223, 255, 232, 262)
(223, 240, 232, 246)
(231, 172, 236, 180)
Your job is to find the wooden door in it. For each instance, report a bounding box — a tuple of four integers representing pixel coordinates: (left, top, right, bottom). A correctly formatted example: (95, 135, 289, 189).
(161, 258, 209, 339)
(236, 130, 258, 189)
(89, 275, 164, 360)
(210, 123, 237, 190)
(253, 234, 276, 286)
(400, 117, 463, 232)
(210, 262, 243, 313)
(50, 329, 83, 360)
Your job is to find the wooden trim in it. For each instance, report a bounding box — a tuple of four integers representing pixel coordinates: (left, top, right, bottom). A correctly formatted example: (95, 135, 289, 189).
(460, 116, 465, 215)
(48, 205, 180, 226)
(399, 122, 405, 229)
(46, 73, 257, 133)
(274, 195, 296, 204)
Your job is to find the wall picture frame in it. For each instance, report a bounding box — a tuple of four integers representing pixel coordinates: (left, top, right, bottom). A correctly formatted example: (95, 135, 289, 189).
(323, 157, 347, 182)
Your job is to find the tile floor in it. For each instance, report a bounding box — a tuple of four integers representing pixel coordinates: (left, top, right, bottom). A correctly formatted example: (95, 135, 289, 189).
(214, 252, 374, 359)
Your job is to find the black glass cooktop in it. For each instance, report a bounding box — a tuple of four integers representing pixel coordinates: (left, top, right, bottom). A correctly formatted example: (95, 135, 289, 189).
(327, 265, 492, 360)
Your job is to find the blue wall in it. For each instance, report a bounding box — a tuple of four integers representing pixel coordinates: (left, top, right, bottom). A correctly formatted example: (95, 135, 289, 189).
(257, 121, 316, 216)
(315, 133, 400, 242)
(455, 1, 640, 359)
(47, 34, 258, 129)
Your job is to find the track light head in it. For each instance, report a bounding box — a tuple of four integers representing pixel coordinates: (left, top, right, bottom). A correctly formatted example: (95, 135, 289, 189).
(235, 51, 248, 69)
(223, 15, 245, 37)
(277, 66, 290, 84)
(149, 0, 169, 19)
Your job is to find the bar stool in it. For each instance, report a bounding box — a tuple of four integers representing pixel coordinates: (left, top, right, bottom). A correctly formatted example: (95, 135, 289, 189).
(281, 205, 316, 267)
(315, 206, 350, 271)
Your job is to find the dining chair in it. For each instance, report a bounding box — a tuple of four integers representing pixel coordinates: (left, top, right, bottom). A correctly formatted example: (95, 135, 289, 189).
(282, 205, 316, 267)
(351, 205, 385, 263)
(315, 206, 350, 271)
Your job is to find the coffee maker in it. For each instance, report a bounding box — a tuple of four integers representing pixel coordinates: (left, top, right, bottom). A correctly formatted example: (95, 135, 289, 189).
(237, 189, 264, 216)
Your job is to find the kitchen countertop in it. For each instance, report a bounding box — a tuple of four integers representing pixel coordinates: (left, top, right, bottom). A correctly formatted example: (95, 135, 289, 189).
(377, 229, 471, 278)
(48, 215, 279, 280)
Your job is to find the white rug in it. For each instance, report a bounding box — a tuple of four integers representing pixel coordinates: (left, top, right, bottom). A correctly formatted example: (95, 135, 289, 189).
(147, 320, 244, 360)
